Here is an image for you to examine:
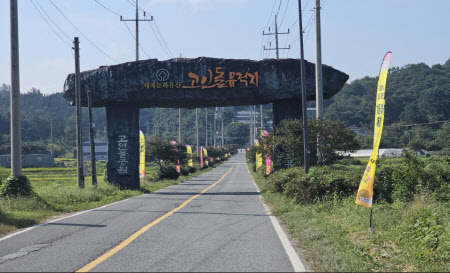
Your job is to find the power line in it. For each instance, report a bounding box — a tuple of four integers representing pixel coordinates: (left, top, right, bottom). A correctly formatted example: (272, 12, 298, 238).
(263, 0, 277, 31)
(153, 20, 175, 58)
(275, 0, 283, 17)
(145, 15, 172, 59)
(94, 0, 121, 16)
(30, 0, 72, 48)
(279, 0, 290, 28)
(126, 0, 176, 59)
(92, 0, 152, 60)
(34, 0, 72, 41)
(49, 0, 119, 63)
(123, 21, 151, 59)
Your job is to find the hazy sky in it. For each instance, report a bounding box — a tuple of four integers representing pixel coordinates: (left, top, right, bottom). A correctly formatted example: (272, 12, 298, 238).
(1, 0, 449, 94)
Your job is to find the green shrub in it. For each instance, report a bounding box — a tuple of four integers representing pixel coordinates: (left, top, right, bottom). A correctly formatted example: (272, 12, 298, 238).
(374, 165, 395, 203)
(0, 175, 34, 197)
(159, 162, 179, 180)
(146, 170, 160, 182)
(266, 166, 360, 204)
(256, 165, 267, 177)
(180, 166, 190, 176)
(336, 157, 362, 166)
(188, 166, 196, 173)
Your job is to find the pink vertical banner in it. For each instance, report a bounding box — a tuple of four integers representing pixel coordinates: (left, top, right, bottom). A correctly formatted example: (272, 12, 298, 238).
(176, 160, 181, 173)
(200, 146, 203, 168)
(266, 156, 272, 175)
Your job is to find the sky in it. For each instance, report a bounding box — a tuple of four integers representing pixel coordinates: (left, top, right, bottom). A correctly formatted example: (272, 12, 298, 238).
(0, 0, 449, 94)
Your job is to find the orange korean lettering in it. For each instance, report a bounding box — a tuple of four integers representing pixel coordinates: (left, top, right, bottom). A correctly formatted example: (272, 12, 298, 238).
(169, 82, 174, 88)
(236, 72, 248, 87)
(156, 83, 162, 88)
(144, 83, 150, 89)
(214, 67, 226, 88)
(247, 72, 259, 86)
(182, 72, 201, 88)
(162, 82, 169, 88)
(227, 72, 237, 87)
(201, 69, 216, 89)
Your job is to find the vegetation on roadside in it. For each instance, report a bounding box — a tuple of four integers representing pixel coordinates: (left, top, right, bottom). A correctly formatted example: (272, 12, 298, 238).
(248, 151, 449, 272)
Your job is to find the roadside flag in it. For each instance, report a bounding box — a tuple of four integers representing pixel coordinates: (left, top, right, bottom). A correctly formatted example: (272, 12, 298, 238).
(187, 145, 193, 167)
(139, 130, 145, 178)
(355, 52, 392, 208)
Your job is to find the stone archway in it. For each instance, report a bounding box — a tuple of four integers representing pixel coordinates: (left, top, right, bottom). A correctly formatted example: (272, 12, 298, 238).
(64, 57, 348, 189)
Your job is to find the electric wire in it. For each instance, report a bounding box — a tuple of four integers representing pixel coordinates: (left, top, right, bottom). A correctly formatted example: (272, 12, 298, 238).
(279, 0, 290, 29)
(145, 14, 173, 59)
(275, 0, 283, 18)
(30, 0, 72, 48)
(123, 21, 151, 59)
(92, 0, 151, 59)
(94, 0, 121, 16)
(153, 20, 175, 58)
(34, 0, 72, 41)
(126, 0, 176, 59)
(49, 0, 119, 63)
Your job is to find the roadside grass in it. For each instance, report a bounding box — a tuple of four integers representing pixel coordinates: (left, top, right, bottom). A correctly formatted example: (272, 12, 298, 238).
(249, 165, 450, 272)
(0, 160, 223, 236)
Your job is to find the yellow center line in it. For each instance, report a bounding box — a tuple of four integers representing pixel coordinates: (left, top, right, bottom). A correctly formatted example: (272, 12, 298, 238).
(77, 165, 235, 272)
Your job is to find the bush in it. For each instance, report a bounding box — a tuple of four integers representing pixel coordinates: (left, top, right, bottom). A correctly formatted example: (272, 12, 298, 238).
(189, 166, 197, 173)
(0, 175, 34, 197)
(336, 157, 362, 166)
(158, 163, 179, 180)
(180, 166, 190, 176)
(266, 166, 361, 204)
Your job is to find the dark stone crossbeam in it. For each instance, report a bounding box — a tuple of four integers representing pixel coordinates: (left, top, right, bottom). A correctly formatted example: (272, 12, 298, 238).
(63, 57, 348, 108)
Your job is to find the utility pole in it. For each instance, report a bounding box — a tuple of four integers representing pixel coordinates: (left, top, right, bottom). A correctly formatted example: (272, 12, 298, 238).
(315, 0, 323, 119)
(221, 107, 224, 146)
(178, 108, 182, 143)
(298, 0, 310, 174)
(249, 106, 253, 145)
(88, 91, 97, 186)
(74, 37, 84, 188)
(214, 107, 217, 147)
(120, 0, 153, 61)
(10, 0, 21, 176)
(253, 105, 257, 140)
(205, 108, 208, 147)
(195, 108, 199, 154)
(260, 105, 263, 131)
(263, 15, 290, 58)
(50, 119, 53, 154)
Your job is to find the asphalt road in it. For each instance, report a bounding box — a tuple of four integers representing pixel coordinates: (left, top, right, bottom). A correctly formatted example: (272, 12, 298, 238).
(0, 153, 305, 272)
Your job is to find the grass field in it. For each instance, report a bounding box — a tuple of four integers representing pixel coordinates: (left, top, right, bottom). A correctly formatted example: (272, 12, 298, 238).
(249, 163, 449, 272)
(0, 160, 222, 236)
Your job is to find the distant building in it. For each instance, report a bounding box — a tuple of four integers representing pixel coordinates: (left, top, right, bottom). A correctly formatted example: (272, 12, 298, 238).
(83, 139, 108, 161)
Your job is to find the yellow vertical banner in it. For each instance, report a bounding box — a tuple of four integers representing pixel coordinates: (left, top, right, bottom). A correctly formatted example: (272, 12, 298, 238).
(139, 130, 145, 179)
(255, 139, 263, 169)
(203, 148, 209, 166)
(356, 52, 392, 208)
(187, 145, 193, 167)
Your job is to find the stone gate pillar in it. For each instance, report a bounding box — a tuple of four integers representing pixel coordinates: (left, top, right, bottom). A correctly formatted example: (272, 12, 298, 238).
(106, 105, 140, 189)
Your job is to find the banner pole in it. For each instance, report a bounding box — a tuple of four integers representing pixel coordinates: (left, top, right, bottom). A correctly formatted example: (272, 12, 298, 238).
(369, 206, 374, 233)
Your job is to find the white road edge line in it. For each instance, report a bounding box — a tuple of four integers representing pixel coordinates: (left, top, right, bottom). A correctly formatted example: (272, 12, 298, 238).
(0, 197, 132, 243)
(0, 160, 235, 243)
(246, 166, 307, 273)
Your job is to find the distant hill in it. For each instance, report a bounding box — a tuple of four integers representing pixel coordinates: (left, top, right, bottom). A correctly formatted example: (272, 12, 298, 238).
(324, 59, 450, 150)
